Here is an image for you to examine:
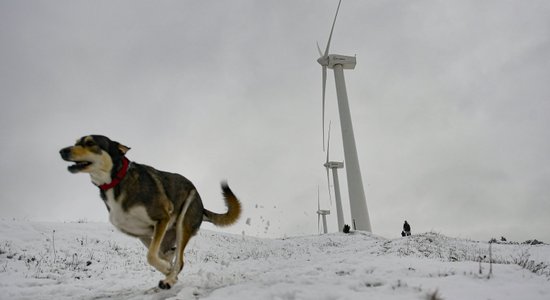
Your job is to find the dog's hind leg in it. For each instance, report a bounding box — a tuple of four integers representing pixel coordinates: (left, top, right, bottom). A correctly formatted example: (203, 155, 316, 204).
(140, 229, 176, 263)
(159, 190, 196, 290)
(159, 228, 177, 262)
(146, 218, 172, 276)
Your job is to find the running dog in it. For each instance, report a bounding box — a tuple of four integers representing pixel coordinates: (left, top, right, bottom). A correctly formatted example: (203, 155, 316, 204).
(59, 135, 241, 289)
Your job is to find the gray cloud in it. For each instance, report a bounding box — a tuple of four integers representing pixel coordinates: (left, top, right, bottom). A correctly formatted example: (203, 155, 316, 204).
(1, 0, 549, 242)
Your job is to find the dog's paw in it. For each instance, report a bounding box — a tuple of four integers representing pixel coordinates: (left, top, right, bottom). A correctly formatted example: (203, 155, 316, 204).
(158, 280, 172, 290)
(158, 274, 178, 290)
(158, 277, 177, 290)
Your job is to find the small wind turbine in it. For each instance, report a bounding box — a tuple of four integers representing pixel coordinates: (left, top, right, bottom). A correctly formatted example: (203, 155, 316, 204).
(324, 122, 345, 232)
(316, 186, 330, 234)
(317, 0, 372, 232)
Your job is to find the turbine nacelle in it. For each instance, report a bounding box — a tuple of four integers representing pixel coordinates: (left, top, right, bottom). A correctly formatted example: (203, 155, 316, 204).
(324, 161, 344, 169)
(317, 54, 356, 70)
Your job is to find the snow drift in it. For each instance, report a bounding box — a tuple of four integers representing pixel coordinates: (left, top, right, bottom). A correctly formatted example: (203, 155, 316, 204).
(1, 219, 549, 299)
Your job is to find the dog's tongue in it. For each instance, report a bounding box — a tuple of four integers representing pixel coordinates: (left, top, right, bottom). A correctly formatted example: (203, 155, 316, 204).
(68, 162, 90, 173)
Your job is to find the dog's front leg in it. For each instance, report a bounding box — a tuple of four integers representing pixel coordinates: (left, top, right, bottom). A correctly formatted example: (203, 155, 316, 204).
(146, 219, 172, 275)
(158, 190, 197, 290)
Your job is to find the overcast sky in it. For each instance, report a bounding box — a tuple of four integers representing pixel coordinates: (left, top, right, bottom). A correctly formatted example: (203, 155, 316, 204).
(1, 0, 549, 242)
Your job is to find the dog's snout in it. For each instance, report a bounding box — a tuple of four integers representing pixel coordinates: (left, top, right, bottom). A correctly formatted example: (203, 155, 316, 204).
(59, 147, 71, 159)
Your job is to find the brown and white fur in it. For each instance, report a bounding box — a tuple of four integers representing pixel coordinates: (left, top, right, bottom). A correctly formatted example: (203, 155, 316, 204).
(59, 135, 241, 289)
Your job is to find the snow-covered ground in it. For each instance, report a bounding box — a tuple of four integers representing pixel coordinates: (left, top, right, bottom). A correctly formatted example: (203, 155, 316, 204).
(0, 219, 548, 300)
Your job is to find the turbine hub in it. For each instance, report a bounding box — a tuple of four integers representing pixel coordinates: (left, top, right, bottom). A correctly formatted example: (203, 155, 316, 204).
(317, 56, 329, 66)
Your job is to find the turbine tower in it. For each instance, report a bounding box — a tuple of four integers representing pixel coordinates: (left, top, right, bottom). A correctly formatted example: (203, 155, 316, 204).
(317, 186, 330, 234)
(317, 0, 372, 232)
(324, 122, 345, 232)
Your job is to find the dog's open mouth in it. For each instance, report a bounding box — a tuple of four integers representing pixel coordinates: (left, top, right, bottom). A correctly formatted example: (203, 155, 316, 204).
(68, 161, 92, 173)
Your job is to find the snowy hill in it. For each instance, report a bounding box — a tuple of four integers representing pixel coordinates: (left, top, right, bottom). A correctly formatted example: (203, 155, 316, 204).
(0, 220, 549, 300)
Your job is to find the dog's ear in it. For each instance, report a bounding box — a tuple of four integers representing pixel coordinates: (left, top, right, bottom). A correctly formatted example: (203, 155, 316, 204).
(116, 143, 131, 155)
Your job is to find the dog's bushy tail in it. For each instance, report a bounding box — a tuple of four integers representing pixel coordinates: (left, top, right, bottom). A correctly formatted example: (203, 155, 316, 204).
(203, 182, 241, 227)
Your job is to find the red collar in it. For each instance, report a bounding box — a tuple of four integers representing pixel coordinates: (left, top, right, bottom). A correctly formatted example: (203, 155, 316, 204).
(98, 157, 130, 191)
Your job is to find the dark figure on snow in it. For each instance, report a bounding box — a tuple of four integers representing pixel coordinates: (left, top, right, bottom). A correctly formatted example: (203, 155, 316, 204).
(403, 221, 411, 236)
(343, 224, 351, 234)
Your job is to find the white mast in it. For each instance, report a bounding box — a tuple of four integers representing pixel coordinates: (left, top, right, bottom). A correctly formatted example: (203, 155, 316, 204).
(325, 161, 345, 231)
(317, 0, 372, 232)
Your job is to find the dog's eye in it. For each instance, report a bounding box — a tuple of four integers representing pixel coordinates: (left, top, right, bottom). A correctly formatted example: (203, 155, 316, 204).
(85, 141, 95, 147)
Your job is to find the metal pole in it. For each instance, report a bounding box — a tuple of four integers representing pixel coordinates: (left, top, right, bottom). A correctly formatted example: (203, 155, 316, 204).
(322, 215, 328, 234)
(331, 168, 345, 231)
(333, 64, 372, 232)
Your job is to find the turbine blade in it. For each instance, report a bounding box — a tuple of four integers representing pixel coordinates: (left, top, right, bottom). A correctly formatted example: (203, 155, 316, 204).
(326, 121, 332, 206)
(322, 65, 327, 151)
(324, 0, 342, 57)
(326, 121, 332, 164)
(317, 186, 321, 234)
(316, 42, 323, 57)
(317, 186, 321, 211)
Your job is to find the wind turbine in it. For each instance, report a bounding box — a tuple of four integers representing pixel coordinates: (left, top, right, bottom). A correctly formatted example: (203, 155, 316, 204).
(324, 122, 345, 232)
(317, 0, 372, 232)
(316, 186, 330, 234)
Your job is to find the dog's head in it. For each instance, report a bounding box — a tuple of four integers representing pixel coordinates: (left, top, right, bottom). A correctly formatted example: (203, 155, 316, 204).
(59, 135, 130, 175)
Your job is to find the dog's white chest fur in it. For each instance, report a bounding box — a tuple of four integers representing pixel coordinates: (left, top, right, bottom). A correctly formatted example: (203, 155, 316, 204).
(105, 190, 155, 237)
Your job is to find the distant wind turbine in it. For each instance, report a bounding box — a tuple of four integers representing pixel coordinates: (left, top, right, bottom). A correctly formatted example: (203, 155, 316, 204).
(317, 0, 372, 232)
(324, 122, 345, 232)
(316, 186, 330, 234)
